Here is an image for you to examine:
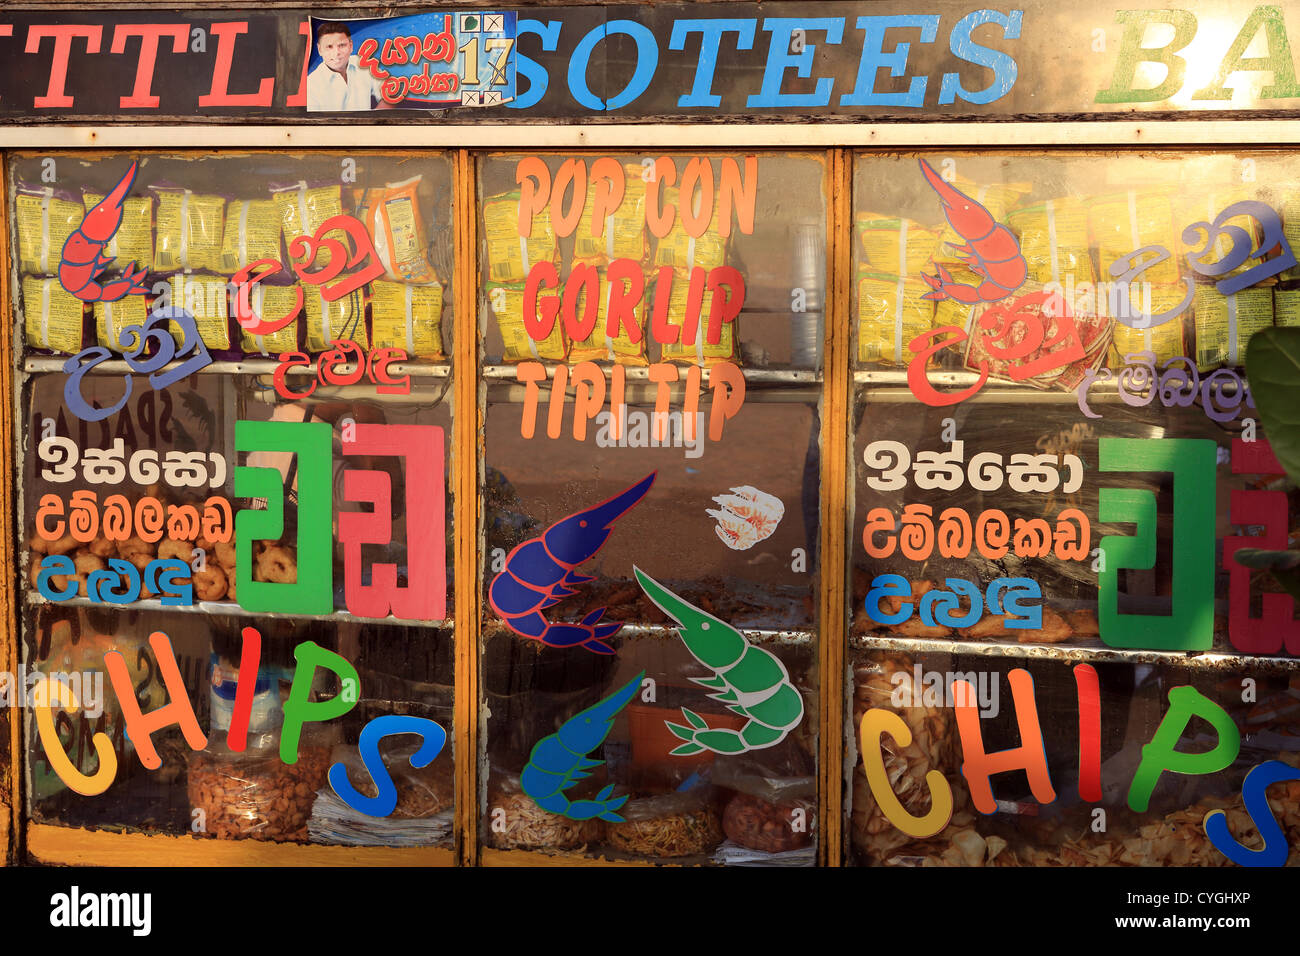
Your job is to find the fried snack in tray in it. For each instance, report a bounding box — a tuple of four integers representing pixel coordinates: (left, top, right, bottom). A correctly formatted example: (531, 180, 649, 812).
(485, 789, 604, 851)
(604, 791, 724, 858)
(882, 825, 1011, 867)
(851, 654, 963, 862)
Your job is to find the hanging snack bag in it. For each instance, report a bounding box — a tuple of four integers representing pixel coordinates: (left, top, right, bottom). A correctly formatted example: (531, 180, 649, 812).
(370, 279, 445, 358)
(856, 215, 942, 277)
(566, 267, 649, 365)
(352, 176, 438, 284)
(1176, 187, 1266, 286)
(658, 272, 737, 366)
(487, 282, 567, 362)
(152, 185, 226, 273)
(164, 273, 234, 352)
(573, 166, 649, 265)
(15, 182, 83, 277)
(1192, 285, 1274, 370)
(81, 186, 154, 274)
(304, 286, 368, 353)
(1280, 194, 1300, 281)
(1007, 198, 1095, 286)
(1110, 316, 1186, 366)
(653, 185, 727, 274)
(856, 272, 935, 365)
(93, 296, 150, 353)
(220, 199, 284, 274)
(22, 276, 87, 353)
(1274, 287, 1300, 327)
(239, 283, 303, 357)
(483, 190, 558, 285)
(932, 175, 1031, 266)
(272, 181, 346, 273)
(1089, 189, 1182, 287)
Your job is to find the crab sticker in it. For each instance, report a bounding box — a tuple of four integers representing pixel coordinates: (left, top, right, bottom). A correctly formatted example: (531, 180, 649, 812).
(707, 485, 784, 550)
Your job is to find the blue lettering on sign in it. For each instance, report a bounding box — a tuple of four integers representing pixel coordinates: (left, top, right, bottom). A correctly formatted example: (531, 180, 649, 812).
(670, 19, 757, 108)
(1204, 760, 1300, 866)
(747, 17, 846, 108)
(939, 9, 1023, 105)
(509, 19, 561, 110)
(568, 20, 660, 111)
(841, 15, 940, 107)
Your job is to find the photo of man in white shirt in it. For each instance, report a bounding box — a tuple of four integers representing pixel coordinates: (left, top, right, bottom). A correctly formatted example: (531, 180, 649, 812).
(306, 21, 390, 112)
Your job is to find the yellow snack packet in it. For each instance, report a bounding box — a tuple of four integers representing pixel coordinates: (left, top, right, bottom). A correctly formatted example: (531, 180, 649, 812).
(658, 276, 737, 366)
(1110, 316, 1186, 366)
(653, 186, 727, 275)
(94, 296, 150, 353)
(1089, 189, 1181, 287)
(304, 287, 367, 352)
(152, 188, 226, 273)
(565, 267, 649, 366)
(370, 279, 444, 358)
(15, 187, 83, 276)
(1192, 285, 1273, 370)
(1007, 199, 1095, 286)
(22, 276, 86, 353)
(83, 190, 153, 274)
(574, 170, 649, 264)
(167, 273, 232, 351)
(220, 199, 283, 274)
(856, 216, 942, 276)
(1175, 187, 1266, 285)
(239, 284, 302, 357)
(856, 272, 935, 365)
(273, 182, 345, 273)
(1274, 287, 1300, 327)
(483, 191, 558, 284)
(488, 282, 567, 362)
(353, 177, 438, 284)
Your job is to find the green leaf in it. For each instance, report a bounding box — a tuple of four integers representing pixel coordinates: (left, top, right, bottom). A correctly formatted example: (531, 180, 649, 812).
(669, 743, 705, 756)
(1246, 328, 1300, 484)
(1272, 568, 1300, 603)
(680, 708, 709, 730)
(664, 722, 694, 741)
(1233, 548, 1300, 571)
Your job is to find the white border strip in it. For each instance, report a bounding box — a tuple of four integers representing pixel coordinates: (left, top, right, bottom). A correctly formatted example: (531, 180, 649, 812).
(7, 120, 1300, 149)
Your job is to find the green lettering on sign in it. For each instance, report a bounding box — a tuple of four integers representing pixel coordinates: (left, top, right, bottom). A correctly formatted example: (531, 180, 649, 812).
(1095, 9, 1198, 104)
(1098, 437, 1215, 650)
(1192, 5, 1300, 100)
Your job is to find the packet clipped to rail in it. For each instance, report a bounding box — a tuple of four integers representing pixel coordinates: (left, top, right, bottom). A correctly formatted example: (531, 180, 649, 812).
(15, 183, 83, 276)
(1089, 189, 1181, 287)
(566, 268, 649, 365)
(353, 177, 438, 284)
(484, 190, 558, 284)
(573, 166, 649, 265)
(273, 181, 346, 273)
(83, 187, 154, 274)
(1274, 287, 1300, 327)
(1110, 313, 1186, 366)
(305, 286, 368, 352)
(166, 272, 233, 352)
(240, 283, 303, 357)
(1007, 198, 1095, 286)
(487, 282, 567, 362)
(654, 186, 727, 274)
(659, 277, 737, 366)
(94, 296, 150, 353)
(370, 279, 444, 358)
(856, 272, 935, 365)
(152, 185, 227, 273)
(855, 215, 942, 276)
(220, 199, 284, 274)
(22, 276, 87, 353)
(1192, 285, 1273, 370)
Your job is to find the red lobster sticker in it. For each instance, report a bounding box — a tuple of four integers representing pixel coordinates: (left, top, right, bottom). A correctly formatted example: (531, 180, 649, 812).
(917, 159, 1026, 305)
(59, 162, 150, 303)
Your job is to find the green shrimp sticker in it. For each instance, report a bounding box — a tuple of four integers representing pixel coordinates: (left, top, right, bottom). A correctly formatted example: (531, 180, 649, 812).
(634, 568, 804, 755)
